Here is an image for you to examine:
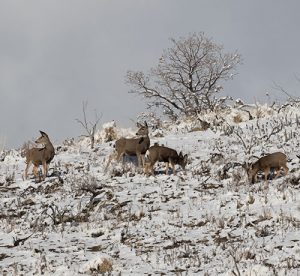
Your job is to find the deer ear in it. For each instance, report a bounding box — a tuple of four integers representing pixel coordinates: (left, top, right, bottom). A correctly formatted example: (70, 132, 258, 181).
(144, 121, 148, 127)
(40, 131, 46, 136)
(179, 151, 183, 157)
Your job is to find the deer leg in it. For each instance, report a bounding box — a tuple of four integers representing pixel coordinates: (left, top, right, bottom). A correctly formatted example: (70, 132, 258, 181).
(42, 161, 47, 180)
(151, 164, 155, 176)
(117, 151, 125, 164)
(273, 169, 281, 179)
(136, 152, 142, 168)
(274, 166, 288, 179)
(104, 152, 117, 171)
(144, 162, 153, 176)
(144, 162, 149, 175)
(282, 165, 289, 177)
(24, 161, 32, 179)
(46, 163, 49, 178)
(32, 165, 39, 178)
(145, 161, 155, 176)
(141, 154, 146, 168)
(33, 165, 42, 183)
(252, 170, 258, 183)
(168, 158, 176, 175)
(264, 167, 270, 181)
(144, 161, 150, 174)
(171, 162, 176, 175)
(165, 162, 169, 175)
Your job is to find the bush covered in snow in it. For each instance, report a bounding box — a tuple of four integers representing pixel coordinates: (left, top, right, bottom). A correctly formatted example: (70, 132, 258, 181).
(0, 102, 300, 275)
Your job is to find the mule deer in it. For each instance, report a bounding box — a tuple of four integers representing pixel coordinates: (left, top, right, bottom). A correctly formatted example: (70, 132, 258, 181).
(144, 144, 188, 175)
(247, 152, 288, 183)
(24, 131, 55, 180)
(105, 121, 150, 171)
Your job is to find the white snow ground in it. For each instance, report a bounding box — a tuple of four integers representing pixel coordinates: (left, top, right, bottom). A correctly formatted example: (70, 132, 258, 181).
(0, 103, 300, 275)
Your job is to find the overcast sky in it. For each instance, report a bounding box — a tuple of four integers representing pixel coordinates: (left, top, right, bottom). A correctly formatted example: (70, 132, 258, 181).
(1, 0, 300, 148)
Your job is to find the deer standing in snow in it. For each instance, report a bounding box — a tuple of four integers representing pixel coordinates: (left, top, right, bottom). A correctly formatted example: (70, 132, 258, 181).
(144, 144, 188, 175)
(246, 152, 288, 183)
(105, 122, 150, 171)
(24, 131, 55, 181)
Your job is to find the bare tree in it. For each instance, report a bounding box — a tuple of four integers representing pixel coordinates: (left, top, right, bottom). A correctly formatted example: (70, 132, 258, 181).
(126, 32, 241, 120)
(76, 101, 102, 149)
(272, 80, 300, 106)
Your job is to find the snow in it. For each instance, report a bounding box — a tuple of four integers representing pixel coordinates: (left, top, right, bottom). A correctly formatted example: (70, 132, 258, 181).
(0, 102, 300, 275)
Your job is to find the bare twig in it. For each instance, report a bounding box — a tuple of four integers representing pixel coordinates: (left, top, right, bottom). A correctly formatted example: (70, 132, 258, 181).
(76, 101, 102, 149)
(272, 81, 299, 104)
(13, 233, 34, 246)
(229, 249, 241, 276)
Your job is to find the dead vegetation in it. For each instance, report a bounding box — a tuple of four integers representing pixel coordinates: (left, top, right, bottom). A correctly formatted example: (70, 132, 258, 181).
(0, 103, 300, 275)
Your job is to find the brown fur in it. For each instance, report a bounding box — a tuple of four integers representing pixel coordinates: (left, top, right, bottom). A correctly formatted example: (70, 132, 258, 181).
(24, 131, 55, 180)
(144, 145, 188, 175)
(105, 122, 150, 170)
(248, 152, 288, 183)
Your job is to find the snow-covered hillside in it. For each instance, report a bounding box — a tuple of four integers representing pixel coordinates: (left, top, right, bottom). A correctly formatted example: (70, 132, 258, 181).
(0, 103, 300, 275)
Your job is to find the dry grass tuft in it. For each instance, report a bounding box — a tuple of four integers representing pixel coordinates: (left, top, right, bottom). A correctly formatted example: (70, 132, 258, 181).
(233, 114, 243, 123)
(97, 258, 113, 274)
(104, 127, 118, 142)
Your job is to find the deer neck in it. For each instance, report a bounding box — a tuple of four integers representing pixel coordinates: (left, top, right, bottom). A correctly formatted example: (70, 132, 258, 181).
(44, 140, 54, 152)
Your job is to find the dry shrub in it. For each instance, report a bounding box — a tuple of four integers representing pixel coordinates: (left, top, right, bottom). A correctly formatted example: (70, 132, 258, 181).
(287, 174, 300, 187)
(110, 164, 137, 177)
(94, 258, 113, 274)
(63, 138, 75, 147)
(20, 140, 35, 158)
(185, 117, 210, 132)
(190, 126, 203, 132)
(255, 107, 263, 118)
(152, 129, 164, 137)
(198, 118, 210, 131)
(104, 127, 118, 142)
(233, 114, 243, 123)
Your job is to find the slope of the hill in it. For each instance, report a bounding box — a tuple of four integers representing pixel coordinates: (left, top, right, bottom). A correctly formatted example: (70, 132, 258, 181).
(0, 103, 300, 275)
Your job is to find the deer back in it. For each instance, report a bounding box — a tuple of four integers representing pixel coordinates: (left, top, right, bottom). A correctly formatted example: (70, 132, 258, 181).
(147, 145, 178, 162)
(115, 121, 150, 155)
(252, 152, 287, 171)
(115, 137, 147, 155)
(26, 147, 54, 166)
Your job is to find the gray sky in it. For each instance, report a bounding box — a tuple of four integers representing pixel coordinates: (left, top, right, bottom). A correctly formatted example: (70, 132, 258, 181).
(1, 0, 300, 148)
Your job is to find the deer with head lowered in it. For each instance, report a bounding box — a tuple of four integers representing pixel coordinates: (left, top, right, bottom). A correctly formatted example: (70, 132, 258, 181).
(24, 131, 55, 181)
(246, 152, 288, 183)
(105, 121, 150, 171)
(144, 144, 188, 176)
